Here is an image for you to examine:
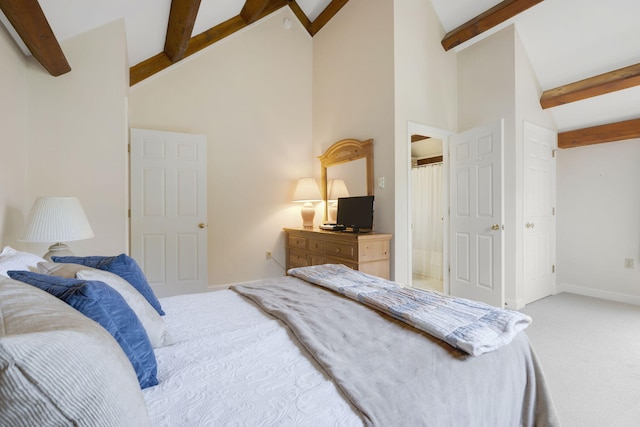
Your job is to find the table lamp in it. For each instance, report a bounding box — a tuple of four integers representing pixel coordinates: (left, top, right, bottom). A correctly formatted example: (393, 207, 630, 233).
(21, 196, 94, 261)
(293, 178, 321, 228)
(327, 179, 350, 223)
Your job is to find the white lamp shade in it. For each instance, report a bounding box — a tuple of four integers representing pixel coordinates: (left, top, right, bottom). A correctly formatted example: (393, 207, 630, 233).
(21, 197, 94, 243)
(293, 178, 321, 202)
(327, 179, 350, 201)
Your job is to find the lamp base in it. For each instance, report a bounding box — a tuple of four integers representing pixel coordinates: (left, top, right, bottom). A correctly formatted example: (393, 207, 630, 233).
(43, 242, 74, 261)
(300, 202, 316, 228)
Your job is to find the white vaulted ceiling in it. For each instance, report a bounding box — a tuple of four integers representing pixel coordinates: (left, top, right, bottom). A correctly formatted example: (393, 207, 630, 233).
(430, 0, 640, 133)
(1, 0, 332, 67)
(1, 0, 638, 136)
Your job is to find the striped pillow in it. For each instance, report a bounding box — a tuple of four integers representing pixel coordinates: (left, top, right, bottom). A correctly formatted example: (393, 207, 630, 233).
(0, 276, 151, 426)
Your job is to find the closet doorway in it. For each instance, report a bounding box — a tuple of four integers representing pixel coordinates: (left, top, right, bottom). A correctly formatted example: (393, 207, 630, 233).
(411, 135, 444, 293)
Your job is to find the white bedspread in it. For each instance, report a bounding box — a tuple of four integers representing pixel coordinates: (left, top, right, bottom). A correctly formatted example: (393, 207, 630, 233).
(142, 289, 363, 426)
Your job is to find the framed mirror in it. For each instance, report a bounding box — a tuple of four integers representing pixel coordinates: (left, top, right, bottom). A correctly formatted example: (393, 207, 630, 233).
(318, 138, 374, 222)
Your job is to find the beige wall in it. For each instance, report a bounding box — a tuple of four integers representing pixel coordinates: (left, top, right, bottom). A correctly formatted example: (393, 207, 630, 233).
(312, 0, 396, 269)
(392, 0, 457, 284)
(458, 27, 516, 131)
(313, 0, 458, 282)
(557, 140, 640, 303)
(393, 0, 457, 129)
(23, 20, 129, 257)
(0, 20, 128, 256)
(129, 8, 312, 286)
(0, 25, 28, 247)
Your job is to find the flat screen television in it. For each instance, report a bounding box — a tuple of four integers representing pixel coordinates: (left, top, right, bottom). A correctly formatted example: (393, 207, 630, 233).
(336, 195, 374, 233)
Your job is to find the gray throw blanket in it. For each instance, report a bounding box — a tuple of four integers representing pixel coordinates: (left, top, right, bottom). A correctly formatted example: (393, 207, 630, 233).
(288, 264, 532, 356)
(231, 277, 560, 427)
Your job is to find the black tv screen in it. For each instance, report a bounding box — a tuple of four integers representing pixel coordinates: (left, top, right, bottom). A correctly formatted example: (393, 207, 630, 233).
(336, 196, 374, 232)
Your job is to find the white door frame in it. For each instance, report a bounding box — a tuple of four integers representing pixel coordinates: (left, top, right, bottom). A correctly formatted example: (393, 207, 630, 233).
(406, 121, 453, 294)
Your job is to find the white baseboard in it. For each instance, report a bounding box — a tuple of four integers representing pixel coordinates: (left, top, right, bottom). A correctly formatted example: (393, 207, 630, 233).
(557, 283, 640, 306)
(207, 277, 271, 292)
(207, 282, 640, 306)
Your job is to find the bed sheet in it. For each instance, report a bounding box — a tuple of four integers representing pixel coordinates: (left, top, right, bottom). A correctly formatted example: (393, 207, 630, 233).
(143, 289, 363, 426)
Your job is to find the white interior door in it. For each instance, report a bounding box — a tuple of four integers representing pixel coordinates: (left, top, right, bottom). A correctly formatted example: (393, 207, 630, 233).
(523, 121, 556, 304)
(449, 120, 504, 307)
(130, 128, 207, 297)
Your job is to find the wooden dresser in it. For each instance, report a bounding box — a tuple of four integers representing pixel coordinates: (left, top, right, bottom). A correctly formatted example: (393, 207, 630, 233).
(283, 228, 392, 279)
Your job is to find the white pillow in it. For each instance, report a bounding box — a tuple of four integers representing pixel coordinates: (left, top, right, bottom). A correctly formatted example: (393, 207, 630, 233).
(0, 276, 152, 426)
(0, 246, 45, 277)
(77, 268, 173, 348)
(37, 261, 173, 348)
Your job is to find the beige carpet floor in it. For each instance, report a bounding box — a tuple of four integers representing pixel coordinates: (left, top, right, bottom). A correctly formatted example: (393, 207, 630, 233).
(521, 293, 640, 427)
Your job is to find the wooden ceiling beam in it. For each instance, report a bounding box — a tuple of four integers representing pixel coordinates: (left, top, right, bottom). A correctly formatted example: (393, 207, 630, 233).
(187, 0, 287, 57)
(131, 0, 349, 86)
(558, 118, 640, 149)
(540, 63, 640, 109)
(309, 0, 349, 36)
(131, 15, 245, 86)
(441, 0, 543, 51)
(417, 155, 443, 166)
(131, 1, 289, 85)
(184, 15, 247, 57)
(129, 52, 174, 86)
(411, 134, 430, 143)
(257, 0, 290, 21)
(287, 1, 311, 32)
(240, 0, 271, 25)
(164, 0, 201, 62)
(0, 0, 71, 76)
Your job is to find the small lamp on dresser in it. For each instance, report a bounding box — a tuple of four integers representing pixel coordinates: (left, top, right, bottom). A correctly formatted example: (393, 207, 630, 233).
(293, 178, 321, 228)
(327, 179, 350, 224)
(20, 196, 94, 261)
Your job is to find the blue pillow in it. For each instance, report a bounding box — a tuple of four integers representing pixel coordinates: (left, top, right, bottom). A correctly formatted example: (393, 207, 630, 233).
(8, 270, 158, 389)
(52, 254, 164, 316)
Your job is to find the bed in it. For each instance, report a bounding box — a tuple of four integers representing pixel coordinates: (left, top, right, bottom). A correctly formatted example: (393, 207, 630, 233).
(0, 247, 560, 426)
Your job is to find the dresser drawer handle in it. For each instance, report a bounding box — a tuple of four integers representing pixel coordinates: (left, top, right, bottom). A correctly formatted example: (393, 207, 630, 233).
(335, 248, 341, 253)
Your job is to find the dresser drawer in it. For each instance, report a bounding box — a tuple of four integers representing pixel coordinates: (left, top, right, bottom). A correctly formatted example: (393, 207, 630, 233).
(283, 228, 391, 280)
(326, 241, 356, 261)
(289, 248, 308, 267)
(308, 254, 327, 266)
(288, 235, 307, 250)
(307, 238, 325, 254)
(359, 240, 390, 262)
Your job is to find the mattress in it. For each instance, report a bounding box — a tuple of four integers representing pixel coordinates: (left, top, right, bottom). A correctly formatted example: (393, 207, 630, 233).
(142, 289, 363, 426)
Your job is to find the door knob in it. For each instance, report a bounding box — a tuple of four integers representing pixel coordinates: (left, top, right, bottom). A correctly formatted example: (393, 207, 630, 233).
(491, 224, 500, 231)
(525, 222, 535, 229)
(198, 223, 206, 229)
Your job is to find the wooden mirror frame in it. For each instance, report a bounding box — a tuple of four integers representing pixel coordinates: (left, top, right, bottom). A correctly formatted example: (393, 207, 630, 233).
(318, 138, 374, 222)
